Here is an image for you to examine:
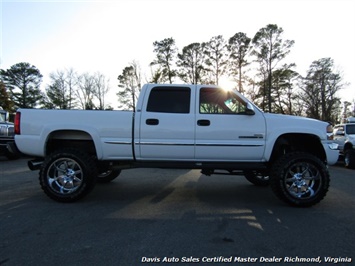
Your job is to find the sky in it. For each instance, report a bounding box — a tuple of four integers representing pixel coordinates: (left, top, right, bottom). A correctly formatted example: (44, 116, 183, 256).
(1, 0, 355, 109)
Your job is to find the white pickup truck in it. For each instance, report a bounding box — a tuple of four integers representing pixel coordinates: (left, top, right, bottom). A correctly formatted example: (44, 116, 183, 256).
(14, 84, 339, 207)
(333, 121, 355, 169)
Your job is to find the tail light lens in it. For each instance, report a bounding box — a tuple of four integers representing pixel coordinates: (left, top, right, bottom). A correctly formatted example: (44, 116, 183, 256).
(14, 112, 21, 135)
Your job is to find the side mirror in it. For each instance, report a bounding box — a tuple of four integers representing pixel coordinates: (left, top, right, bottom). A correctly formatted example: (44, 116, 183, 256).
(245, 103, 255, 115)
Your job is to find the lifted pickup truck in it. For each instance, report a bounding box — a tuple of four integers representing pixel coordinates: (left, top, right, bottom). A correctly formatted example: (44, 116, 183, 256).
(14, 84, 339, 206)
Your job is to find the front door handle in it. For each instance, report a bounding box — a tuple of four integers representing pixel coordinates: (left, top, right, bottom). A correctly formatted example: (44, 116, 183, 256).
(146, 119, 159, 125)
(197, 120, 210, 126)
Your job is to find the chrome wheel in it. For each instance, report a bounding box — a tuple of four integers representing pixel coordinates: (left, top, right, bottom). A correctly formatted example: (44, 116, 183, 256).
(270, 152, 329, 207)
(40, 148, 97, 202)
(47, 158, 83, 194)
(284, 162, 321, 199)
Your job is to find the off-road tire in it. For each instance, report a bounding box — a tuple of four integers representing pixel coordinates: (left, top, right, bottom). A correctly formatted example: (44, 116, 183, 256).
(39, 148, 98, 202)
(270, 152, 330, 207)
(243, 170, 270, 186)
(97, 169, 121, 183)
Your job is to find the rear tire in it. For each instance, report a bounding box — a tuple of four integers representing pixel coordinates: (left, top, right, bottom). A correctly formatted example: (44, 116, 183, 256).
(39, 148, 98, 202)
(270, 152, 330, 207)
(244, 170, 269, 186)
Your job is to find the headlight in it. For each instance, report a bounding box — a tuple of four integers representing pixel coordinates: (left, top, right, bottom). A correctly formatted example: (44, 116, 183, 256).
(326, 124, 334, 140)
(328, 143, 339, 150)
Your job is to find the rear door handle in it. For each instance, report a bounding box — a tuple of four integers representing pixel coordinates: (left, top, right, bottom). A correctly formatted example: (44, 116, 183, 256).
(197, 120, 210, 126)
(146, 119, 159, 125)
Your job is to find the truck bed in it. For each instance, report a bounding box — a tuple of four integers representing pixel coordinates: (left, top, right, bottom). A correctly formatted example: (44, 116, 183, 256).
(15, 109, 134, 159)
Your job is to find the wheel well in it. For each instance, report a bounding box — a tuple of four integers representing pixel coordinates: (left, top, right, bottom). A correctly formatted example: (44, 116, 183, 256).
(45, 130, 97, 157)
(270, 133, 326, 163)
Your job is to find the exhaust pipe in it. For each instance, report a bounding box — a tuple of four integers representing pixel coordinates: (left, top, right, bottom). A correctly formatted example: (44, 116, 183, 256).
(28, 159, 43, 171)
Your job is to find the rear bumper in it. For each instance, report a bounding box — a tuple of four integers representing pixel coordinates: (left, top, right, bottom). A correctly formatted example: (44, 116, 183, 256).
(7, 141, 21, 154)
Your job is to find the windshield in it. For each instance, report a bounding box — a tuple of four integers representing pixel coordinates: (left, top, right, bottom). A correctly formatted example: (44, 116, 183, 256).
(346, 124, 355, 134)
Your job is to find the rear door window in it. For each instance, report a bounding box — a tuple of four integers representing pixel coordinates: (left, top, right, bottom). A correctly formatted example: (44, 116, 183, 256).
(147, 87, 191, 113)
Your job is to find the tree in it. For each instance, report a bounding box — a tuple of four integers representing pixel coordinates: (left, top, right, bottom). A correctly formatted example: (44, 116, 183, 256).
(76, 72, 96, 110)
(227, 32, 251, 93)
(0, 81, 14, 111)
(252, 65, 269, 111)
(272, 63, 299, 114)
(150, 37, 177, 83)
(252, 24, 295, 112)
(342, 101, 353, 122)
(149, 67, 165, 84)
(177, 43, 206, 84)
(64, 68, 77, 109)
(0, 62, 43, 109)
(93, 72, 110, 110)
(298, 58, 343, 122)
(117, 61, 142, 111)
(44, 70, 74, 109)
(204, 35, 228, 85)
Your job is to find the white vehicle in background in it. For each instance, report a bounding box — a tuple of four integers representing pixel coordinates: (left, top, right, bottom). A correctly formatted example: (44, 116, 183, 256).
(333, 118, 355, 169)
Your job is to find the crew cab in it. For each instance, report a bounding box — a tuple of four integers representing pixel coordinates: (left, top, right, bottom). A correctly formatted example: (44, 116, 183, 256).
(14, 84, 339, 206)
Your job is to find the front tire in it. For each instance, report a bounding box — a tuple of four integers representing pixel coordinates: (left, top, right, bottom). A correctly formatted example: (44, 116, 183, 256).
(39, 148, 98, 202)
(270, 152, 330, 207)
(97, 169, 121, 183)
(5, 150, 20, 160)
(344, 149, 355, 169)
(96, 162, 121, 183)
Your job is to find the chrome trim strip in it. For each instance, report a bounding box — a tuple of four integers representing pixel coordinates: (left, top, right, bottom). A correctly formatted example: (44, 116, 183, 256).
(135, 142, 263, 147)
(196, 143, 263, 147)
(239, 134, 264, 139)
(104, 141, 132, 145)
(137, 142, 194, 146)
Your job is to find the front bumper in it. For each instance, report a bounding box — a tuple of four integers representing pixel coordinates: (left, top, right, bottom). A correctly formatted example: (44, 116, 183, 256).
(0, 140, 21, 158)
(323, 141, 339, 165)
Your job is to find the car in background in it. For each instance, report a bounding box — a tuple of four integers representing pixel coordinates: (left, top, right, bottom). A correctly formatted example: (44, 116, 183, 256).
(0, 108, 20, 160)
(333, 119, 355, 169)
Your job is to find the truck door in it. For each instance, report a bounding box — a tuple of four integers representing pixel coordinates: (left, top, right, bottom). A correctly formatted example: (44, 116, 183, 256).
(136, 85, 195, 160)
(195, 87, 266, 161)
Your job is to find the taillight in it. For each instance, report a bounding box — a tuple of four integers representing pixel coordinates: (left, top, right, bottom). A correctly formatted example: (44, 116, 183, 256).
(14, 112, 21, 135)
